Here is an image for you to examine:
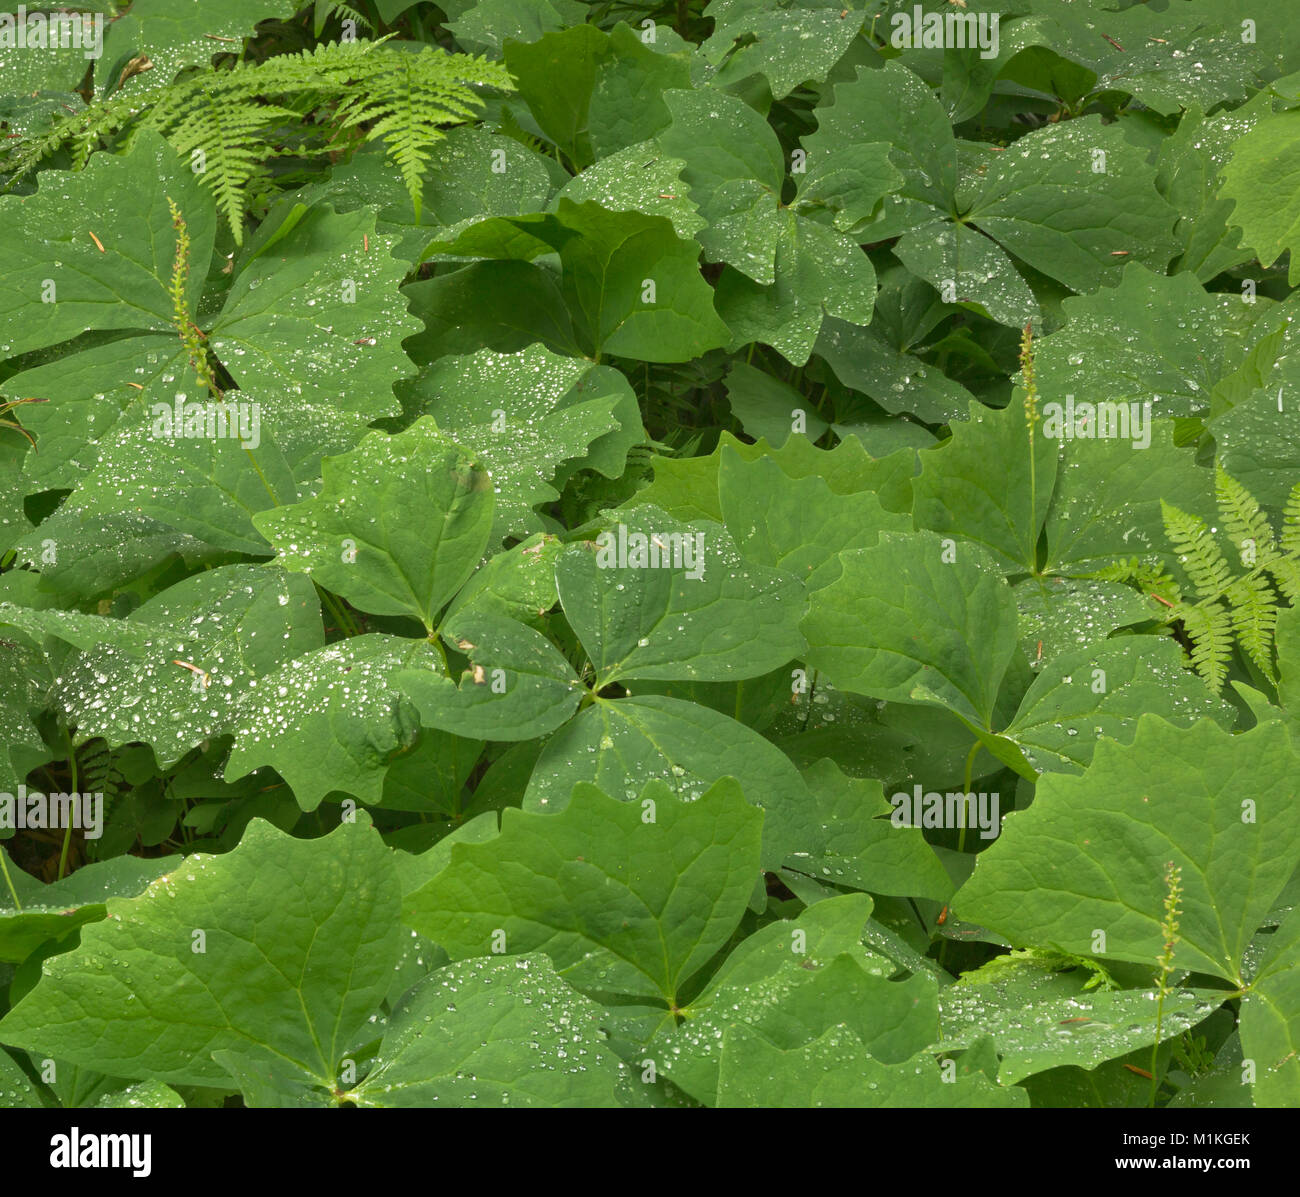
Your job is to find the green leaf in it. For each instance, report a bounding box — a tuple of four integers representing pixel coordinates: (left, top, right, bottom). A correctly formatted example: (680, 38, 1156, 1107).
(723, 359, 829, 446)
(57, 402, 300, 556)
(404, 345, 643, 544)
(793, 141, 905, 235)
(94, 1080, 186, 1109)
(557, 506, 805, 684)
(523, 695, 807, 870)
(96, 0, 298, 96)
(805, 61, 956, 235)
(716, 1025, 1026, 1108)
(893, 218, 1039, 329)
(554, 141, 703, 240)
(210, 203, 422, 434)
(0, 132, 213, 360)
(0, 854, 180, 963)
(254, 420, 494, 633)
(1222, 109, 1300, 285)
(6, 509, 208, 603)
(1241, 905, 1300, 1106)
(963, 117, 1179, 295)
(298, 132, 558, 266)
(811, 66, 1177, 303)
(655, 86, 785, 283)
(956, 717, 1300, 985)
(426, 199, 730, 362)
(0, 435, 31, 557)
(401, 259, 579, 359)
(699, 0, 866, 100)
(813, 265, 975, 424)
(654, 86, 889, 362)
(379, 730, 485, 818)
(404, 777, 762, 1005)
(1044, 1, 1257, 117)
(0, 818, 402, 1088)
(785, 760, 954, 901)
(397, 613, 584, 742)
(1013, 578, 1155, 667)
(803, 531, 1021, 729)
(1156, 99, 1267, 281)
(51, 564, 323, 768)
(448, 0, 587, 56)
(1, 595, 199, 662)
(656, 893, 936, 1103)
(714, 208, 877, 365)
(224, 634, 437, 811)
(443, 533, 563, 630)
(0, 1047, 44, 1108)
(999, 638, 1236, 776)
(11, 197, 420, 496)
(0, 637, 48, 794)
(1033, 264, 1269, 422)
(1212, 354, 1300, 516)
(348, 953, 624, 1107)
(718, 446, 910, 593)
(504, 23, 690, 169)
(0, 30, 95, 97)
(1042, 417, 1214, 574)
(940, 953, 1225, 1085)
(913, 399, 1059, 574)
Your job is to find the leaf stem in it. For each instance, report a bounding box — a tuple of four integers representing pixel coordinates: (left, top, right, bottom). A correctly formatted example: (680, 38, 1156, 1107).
(1021, 321, 1040, 573)
(57, 725, 79, 881)
(427, 630, 449, 675)
(317, 585, 361, 639)
(956, 738, 979, 856)
(0, 844, 21, 911)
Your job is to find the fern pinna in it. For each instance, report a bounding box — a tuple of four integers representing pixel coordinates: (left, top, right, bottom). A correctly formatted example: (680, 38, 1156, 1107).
(1156, 467, 1300, 692)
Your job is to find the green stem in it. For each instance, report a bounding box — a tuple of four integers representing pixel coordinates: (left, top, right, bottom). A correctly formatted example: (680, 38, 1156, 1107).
(57, 726, 79, 881)
(0, 845, 21, 911)
(956, 739, 980, 857)
(318, 586, 360, 638)
(1148, 1008, 1165, 1108)
(427, 630, 449, 675)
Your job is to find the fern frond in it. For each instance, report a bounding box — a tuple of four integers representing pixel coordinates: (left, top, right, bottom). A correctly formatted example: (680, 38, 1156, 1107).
(1083, 558, 1138, 583)
(1175, 602, 1235, 693)
(1224, 573, 1279, 680)
(76, 737, 115, 796)
(325, 3, 375, 34)
(1083, 555, 1178, 597)
(147, 87, 297, 243)
(1161, 500, 1233, 600)
(4, 39, 514, 241)
(1282, 481, 1300, 558)
(1266, 556, 1300, 605)
(1215, 465, 1278, 568)
(2, 94, 142, 186)
(332, 46, 512, 222)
